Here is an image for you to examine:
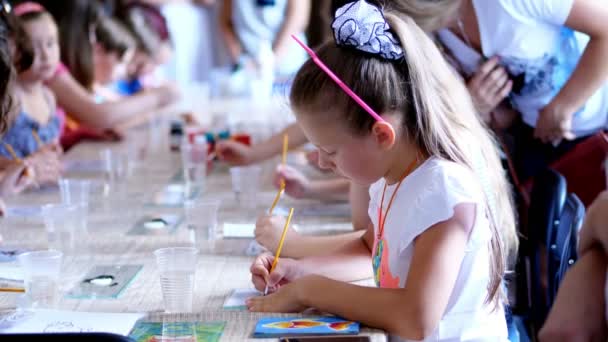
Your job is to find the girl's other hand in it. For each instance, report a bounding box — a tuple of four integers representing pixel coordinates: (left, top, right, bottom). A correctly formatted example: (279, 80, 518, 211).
(255, 214, 299, 253)
(467, 56, 513, 117)
(216, 140, 256, 166)
(250, 253, 299, 293)
(246, 280, 306, 313)
(274, 165, 310, 199)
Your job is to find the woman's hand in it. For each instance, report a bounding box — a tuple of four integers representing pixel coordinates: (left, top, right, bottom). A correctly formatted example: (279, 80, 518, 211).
(467, 57, 513, 118)
(534, 103, 577, 143)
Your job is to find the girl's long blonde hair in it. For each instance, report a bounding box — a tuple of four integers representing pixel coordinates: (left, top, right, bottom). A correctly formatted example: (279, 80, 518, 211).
(290, 2, 517, 305)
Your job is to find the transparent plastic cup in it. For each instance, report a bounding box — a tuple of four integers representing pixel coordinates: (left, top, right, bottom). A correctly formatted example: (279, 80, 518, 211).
(154, 247, 198, 313)
(99, 149, 130, 200)
(42, 203, 86, 253)
(180, 140, 207, 196)
(184, 199, 220, 249)
(59, 179, 91, 229)
(18, 250, 63, 308)
(59, 179, 91, 206)
(229, 166, 261, 213)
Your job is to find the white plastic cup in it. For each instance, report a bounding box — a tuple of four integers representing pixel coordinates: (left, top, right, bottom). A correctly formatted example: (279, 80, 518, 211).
(154, 247, 198, 313)
(229, 166, 261, 213)
(41, 203, 85, 253)
(18, 250, 63, 308)
(184, 199, 220, 249)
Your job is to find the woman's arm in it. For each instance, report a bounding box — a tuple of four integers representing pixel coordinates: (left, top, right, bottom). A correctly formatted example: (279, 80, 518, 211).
(536, 0, 608, 141)
(540, 248, 608, 341)
(273, 0, 311, 60)
(251, 204, 473, 340)
(578, 191, 608, 254)
(47, 70, 176, 130)
(219, 0, 242, 63)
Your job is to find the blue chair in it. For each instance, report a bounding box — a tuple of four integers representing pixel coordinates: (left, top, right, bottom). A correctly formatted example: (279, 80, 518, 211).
(516, 169, 585, 340)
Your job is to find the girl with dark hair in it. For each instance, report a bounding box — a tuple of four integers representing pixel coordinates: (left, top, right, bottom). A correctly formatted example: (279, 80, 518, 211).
(26, 0, 178, 131)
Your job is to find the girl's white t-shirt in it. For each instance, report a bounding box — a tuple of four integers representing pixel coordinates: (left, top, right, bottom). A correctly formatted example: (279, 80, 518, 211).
(437, 0, 608, 137)
(368, 157, 507, 342)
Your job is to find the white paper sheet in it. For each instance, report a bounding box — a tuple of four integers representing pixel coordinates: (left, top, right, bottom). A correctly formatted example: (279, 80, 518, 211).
(0, 264, 24, 282)
(222, 223, 255, 239)
(0, 309, 144, 335)
(223, 288, 261, 309)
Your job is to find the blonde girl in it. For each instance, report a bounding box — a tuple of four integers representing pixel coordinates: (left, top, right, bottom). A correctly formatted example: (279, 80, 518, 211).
(248, 1, 517, 341)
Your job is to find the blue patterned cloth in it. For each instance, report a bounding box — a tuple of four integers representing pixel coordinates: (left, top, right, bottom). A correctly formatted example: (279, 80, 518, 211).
(0, 111, 60, 159)
(332, 0, 404, 60)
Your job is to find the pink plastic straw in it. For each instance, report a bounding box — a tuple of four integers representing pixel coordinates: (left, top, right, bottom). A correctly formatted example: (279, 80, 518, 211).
(292, 35, 385, 123)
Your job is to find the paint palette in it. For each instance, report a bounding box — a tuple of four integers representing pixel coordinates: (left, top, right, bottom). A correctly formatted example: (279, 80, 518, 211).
(253, 317, 359, 338)
(128, 214, 183, 235)
(66, 265, 143, 299)
(129, 321, 225, 342)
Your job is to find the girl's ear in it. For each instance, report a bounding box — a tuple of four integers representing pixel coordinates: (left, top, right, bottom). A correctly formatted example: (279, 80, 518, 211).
(371, 121, 396, 150)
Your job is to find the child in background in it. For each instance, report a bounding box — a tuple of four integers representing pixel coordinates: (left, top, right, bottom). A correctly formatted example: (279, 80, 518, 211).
(0, 2, 61, 185)
(115, 2, 173, 96)
(248, 1, 518, 341)
(93, 16, 136, 102)
(217, 122, 351, 201)
(0, 4, 35, 201)
(36, 0, 179, 132)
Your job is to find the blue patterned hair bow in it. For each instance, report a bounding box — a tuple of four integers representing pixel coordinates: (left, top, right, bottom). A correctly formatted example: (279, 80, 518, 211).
(332, 0, 404, 60)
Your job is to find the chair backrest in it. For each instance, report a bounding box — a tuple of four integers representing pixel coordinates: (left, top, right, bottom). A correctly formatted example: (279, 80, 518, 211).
(547, 193, 585, 304)
(526, 169, 567, 330)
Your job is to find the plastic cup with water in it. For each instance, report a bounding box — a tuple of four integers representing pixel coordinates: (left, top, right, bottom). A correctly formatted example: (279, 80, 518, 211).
(99, 149, 130, 200)
(180, 139, 207, 197)
(184, 199, 220, 250)
(42, 203, 84, 253)
(229, 166, 261, 214)
(154, 247, 198, 313)
(18, 250, 63, 308)
(59, 178, 91, 232)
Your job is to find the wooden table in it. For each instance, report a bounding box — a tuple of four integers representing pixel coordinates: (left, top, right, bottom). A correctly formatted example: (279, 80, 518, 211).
(0, 104, 387, 341)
